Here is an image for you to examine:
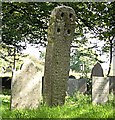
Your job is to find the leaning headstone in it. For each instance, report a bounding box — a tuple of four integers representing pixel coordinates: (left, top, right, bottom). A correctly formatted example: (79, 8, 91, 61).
(92, 77, 109, 104)
(11, 60, 42, 109)
(91, 62, 104, 78)
(43, 6, 76, 106)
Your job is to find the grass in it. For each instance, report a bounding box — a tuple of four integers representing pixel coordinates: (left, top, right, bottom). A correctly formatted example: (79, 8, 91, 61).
(0, 92, 114, 119)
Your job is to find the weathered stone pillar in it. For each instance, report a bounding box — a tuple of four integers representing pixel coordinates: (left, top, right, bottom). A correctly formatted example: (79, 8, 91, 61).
(43, 6, 76, 106)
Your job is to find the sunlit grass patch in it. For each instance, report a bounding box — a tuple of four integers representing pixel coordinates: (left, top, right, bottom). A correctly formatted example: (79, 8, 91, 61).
(1, 92, 114, 119)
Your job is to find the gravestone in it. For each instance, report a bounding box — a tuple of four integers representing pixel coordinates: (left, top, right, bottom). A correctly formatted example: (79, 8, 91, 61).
(91, 62, 104, 78)
(11, 60, 42, 109)
(78, 78, 87, 93)
(67, 78, 87, 96)
(91, 62, 109, 104)
(67, 78, 78, 96)
(43, 6, 76, 106)
(92, 77, 109, 104)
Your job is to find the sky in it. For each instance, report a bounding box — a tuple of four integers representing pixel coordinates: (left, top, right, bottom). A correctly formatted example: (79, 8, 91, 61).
(23, 44, 46, 59)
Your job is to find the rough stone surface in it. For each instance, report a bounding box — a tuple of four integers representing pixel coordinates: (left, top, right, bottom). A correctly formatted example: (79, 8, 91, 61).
(92, 77, 109, 104)
(78, 78, 87, 93)
(67, 78, 78, 96)
(67, 78, 87, 96)
(91, 62, 104, 78)
(11, 60, 42, 109)
(43, 6, 76, 106)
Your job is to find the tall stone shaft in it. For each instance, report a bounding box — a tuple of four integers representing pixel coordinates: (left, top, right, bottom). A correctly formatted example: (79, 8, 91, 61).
(43, 6, 76, 106)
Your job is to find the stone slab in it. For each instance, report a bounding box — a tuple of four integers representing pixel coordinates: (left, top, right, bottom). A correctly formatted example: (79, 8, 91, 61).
(11, 60, 42, 109)
(43, 6, 76, 106)
(92, 77, 109, 104)
(67, 79, 78, 96)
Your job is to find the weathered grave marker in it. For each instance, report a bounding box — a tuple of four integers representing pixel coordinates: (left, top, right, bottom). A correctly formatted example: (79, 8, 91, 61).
(91, 63, 109, 104)
(78, 78, 87, 93)
(92, 77, 109, 104)
(11, 60, 42, 109)
(67, 78, 87, 96)
(43, 6, 76, 106)
(67, 78, 78, 96)
(91, 62, 104, 78)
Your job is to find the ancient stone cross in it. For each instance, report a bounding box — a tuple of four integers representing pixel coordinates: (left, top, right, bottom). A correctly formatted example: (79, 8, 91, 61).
(43, 6, 76, 106)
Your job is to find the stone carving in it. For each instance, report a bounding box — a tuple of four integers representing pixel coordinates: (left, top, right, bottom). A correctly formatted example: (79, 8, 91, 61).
(11, 60, 42, 109)
(43, 6, 76, 106)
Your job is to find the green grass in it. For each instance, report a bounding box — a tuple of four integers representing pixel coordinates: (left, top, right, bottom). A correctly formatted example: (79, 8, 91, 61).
(0, 93, 114, 119)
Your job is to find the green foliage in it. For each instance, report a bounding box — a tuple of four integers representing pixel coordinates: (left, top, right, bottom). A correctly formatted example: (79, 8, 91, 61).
(2, 2, 58, 47)
(0, 44, 25, 73)
(2, 2, 115, 50)
(2, 2, 115, 74)
(1, 93, 113, 118)
(2, 89, 11, 95)
(65, 92, 91, 105)
(70, 47, 97, 77)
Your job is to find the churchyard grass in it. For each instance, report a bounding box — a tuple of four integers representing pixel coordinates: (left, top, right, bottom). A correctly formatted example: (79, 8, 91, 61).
(1, 92, 114, 119)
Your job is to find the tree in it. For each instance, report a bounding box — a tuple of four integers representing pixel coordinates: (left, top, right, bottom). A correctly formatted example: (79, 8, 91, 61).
(2, 2, 115, 75)
(65, 2, 115, 76)
(2, 2, 58, 71)
(70, 46, 97, 77)
(2, 2, 59, 47)
(2, 2, 114, 47)
(0, 44, 24, 76)
(2, 2, 115, 107)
